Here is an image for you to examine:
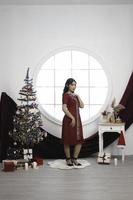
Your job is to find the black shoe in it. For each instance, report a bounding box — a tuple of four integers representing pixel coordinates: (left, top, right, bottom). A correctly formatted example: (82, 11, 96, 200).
(66, 158, 73, 166)
(72, 157, 82, 166)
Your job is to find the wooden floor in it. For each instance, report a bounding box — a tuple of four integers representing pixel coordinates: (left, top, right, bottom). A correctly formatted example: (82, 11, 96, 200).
(0, 156, 133, 200)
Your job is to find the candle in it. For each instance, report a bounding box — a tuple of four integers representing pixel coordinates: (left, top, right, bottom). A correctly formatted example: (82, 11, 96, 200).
(32, 161, 37, 169)
(25, 163, 29, 170)
(114, 158, 118, 166)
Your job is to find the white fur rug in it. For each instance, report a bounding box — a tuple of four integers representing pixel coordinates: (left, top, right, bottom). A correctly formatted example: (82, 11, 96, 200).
(47, 159, 91, 170)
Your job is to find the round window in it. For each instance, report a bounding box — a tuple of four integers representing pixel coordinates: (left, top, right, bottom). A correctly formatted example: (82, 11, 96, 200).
(35, 49, 109, 124)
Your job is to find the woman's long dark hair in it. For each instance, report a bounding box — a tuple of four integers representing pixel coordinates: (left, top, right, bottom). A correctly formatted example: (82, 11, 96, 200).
(63, 78, 77, 95)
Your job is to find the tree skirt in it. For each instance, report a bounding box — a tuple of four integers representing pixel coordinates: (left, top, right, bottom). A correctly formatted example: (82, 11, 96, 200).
(47, 159, 91, 169)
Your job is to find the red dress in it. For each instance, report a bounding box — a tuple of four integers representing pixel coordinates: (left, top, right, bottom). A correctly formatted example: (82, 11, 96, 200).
(61, 92, 84, 145)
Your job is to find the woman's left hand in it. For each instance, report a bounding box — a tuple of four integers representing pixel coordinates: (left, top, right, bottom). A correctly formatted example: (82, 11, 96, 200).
(74, 93, 79, 98)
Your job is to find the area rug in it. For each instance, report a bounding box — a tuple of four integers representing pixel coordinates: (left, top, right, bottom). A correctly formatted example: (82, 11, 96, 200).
(47, 159, 91, 169)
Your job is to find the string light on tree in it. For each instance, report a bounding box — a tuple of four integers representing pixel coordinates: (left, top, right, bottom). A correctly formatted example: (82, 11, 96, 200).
(9, 68, 47, 148)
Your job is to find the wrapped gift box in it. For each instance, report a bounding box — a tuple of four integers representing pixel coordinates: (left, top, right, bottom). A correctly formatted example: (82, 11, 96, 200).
(2, 159, 33, 171)
(2, 160, 16, 172)
(33, 157, 43, 166)
(23, 149, 33, 160)
(16, 159, 31, 169)
(97, 152, 111, 164)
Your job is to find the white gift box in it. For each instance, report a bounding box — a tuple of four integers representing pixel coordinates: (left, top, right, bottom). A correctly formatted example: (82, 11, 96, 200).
(97, 152, 111, 164)
(23, 149, 33, 160)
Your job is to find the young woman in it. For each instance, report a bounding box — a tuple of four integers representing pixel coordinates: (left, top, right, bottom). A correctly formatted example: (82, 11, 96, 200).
(62, 78, 84, 166)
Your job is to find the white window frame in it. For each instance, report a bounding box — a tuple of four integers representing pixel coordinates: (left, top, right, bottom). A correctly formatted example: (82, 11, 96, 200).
(33, 46, 113, 138)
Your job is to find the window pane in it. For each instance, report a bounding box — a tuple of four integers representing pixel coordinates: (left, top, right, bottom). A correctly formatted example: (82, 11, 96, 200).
(90, 88, 108, 104)
(41, 105, 55, 116)
(54, 105, 64, 120)
(55, 70, 71, 86)
(37, 87, 54, 104)
(90, 105, 102, 117)
(36, 70, 54, 86)
(80, 105, 90, 121)
(42, 56, 55, 69)
(55, 51, 71, 69)
(90, 70, 108, 87)
(72, 50, 88, 68)
(55, 87, 63, 105)
(76, 87, 89, 104)
(41, 105, 64, 120)
(72, 70, 89, 86)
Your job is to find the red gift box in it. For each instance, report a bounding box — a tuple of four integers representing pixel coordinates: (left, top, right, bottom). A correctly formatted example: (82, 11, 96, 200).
(2, 160, 15, 172)
(33, 157, 43, 166)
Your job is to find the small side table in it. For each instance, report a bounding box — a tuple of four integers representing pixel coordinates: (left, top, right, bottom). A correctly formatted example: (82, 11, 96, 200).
(98, 122, 125, 162)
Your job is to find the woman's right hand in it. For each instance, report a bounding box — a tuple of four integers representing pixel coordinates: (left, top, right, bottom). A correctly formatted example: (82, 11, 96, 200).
(70, 117, 76, 127)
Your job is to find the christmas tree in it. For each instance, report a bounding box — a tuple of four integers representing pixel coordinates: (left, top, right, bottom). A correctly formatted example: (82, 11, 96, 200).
(9, 68, 46, 149)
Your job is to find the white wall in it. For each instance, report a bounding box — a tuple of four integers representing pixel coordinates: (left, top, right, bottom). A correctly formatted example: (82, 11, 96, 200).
(0, 4, 133, 155)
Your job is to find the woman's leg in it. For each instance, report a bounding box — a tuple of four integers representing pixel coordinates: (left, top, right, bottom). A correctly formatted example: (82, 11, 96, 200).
(64, 144, 71, 158)
(72, 144, 82, 165)
(73, 144, 82, 158)
(64, 144, 73, 166)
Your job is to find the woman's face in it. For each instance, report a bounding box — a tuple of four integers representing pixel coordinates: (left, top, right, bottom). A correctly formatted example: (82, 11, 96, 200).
(68, 81, 76, 93)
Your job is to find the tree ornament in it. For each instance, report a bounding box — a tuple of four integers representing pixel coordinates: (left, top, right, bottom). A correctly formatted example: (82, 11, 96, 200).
(9, 67, 46, 149)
